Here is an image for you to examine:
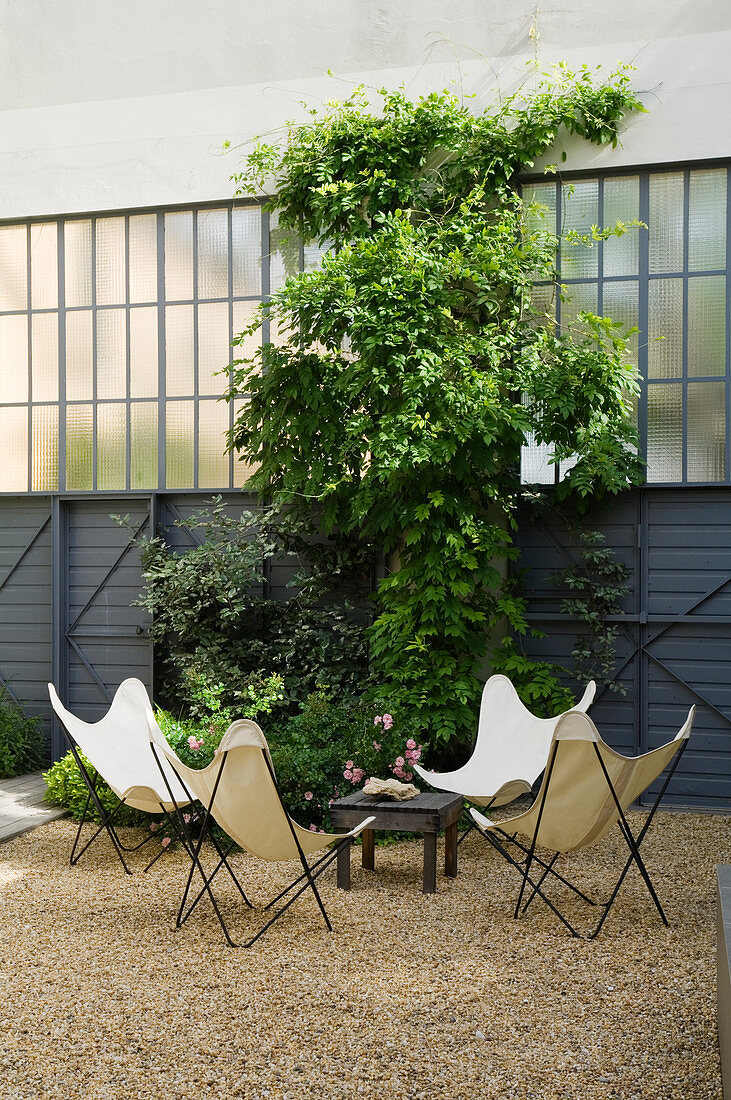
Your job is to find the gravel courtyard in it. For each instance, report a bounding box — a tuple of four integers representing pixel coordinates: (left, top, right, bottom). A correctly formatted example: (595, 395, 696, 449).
(0, 811, 724, 1099)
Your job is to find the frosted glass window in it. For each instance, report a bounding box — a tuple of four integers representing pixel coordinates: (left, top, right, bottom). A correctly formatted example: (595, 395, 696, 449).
(232, 301, 261, 364)
(603, 176, 640, 277)
(165, 400, 194, 488)
(304, 240, 332, 272)
(0, 315, 28, 402)
(198, 301, 230, 396)
(130, 403, 158, 488)
(688, 276, 725, 377)
(646, 385, 682, 482)
(64, 220, 92, 307)
(232, 206, 261, 295)
(31, 312, 59, 401)
(96, 218, 126, 305)
(649, 173, 684, 274)
(232, 398, 258, 487)
(687, 382, 725, 481)
(165, 212, 194, 301)
(66, 404, 93, 490)
(165, 304, 194, 396)
(560, 282, 597, 334)
(688, 168, 726, 272)
(521, 433, 555, 484)
(561, 181, 598, 279)
(31, 405, 58, 491)
(129, 307, 158, 397)
(96, 309, 126, 399)
(0, 408, 28, 491)
(269, 211, 300, 292)
(198, 399, 229, 487)
(197, 208, 229, 299)
(129, 214, 158, 303)
(97, 403, 127, 490)
(30, 223, 58, 309)
(65, 311, 93, 401)
(529, 283, 556, 329)
(0, 226, 27, 311)
(648, 280, 683, 379)
(602, 281, 639, 366)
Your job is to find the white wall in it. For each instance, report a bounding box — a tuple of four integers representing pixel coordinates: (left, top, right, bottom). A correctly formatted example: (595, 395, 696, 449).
(1, 0, 730, 218)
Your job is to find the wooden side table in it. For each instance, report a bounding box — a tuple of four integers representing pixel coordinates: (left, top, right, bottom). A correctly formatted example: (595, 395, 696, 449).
(330, 790, 463, 893)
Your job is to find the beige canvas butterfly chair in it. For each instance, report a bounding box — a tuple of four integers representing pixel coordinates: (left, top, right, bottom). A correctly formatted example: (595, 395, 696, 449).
(470, 706, 695, 938)
(48, 679, 192, 874)
(413, 674, 596, 822)
(146, 710, 376, 948)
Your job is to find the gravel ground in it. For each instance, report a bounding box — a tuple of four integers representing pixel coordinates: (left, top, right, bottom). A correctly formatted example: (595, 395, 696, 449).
(0, 810, 725, 1100)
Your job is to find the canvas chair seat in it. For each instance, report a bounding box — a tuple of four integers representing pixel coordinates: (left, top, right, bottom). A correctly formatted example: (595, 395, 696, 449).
(413, 674, 596, 809)
(48, 679, 191, 873)
(471, 706, 695, 937)
(147, 711, 375, 947)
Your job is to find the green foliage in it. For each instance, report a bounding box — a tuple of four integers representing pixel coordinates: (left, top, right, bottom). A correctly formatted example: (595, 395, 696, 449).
(227, 67, 644, 746)
(555, 528, 631, 691)
(130, 499, 371, 714)
(43, 750, 143, 824)
(489, 637, 575, 718)
(0, 688, 46, 779)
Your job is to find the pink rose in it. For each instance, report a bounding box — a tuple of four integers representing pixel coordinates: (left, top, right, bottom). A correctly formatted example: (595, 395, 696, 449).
(183, 813, 191, 823)
(405, 771, 413, 780)
(309, 824, 317, 831)
(406, 738, 416, 749)
(395, 756, 405, 767)
(344, 769, 353, 780)
(304, 791, 313, 801)
(393, 766, 405, 778)
(382, 714, 394, 730)
(412, 749, 421, 761)
(346, 760, 354, 769)
(149, 823, 158, 832)
(374, 716, 383, 726)
(161, 837, 171, 848)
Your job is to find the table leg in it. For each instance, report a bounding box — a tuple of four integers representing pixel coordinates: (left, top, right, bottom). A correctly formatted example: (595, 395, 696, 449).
(361, 828, 375, 871)
(445, 821, 458, 877)
(336, 836, 351, 890)
(423, 831, 437, 893)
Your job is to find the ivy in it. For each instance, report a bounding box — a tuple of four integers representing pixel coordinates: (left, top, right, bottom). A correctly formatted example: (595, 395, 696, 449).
(226, 66, 644, 745)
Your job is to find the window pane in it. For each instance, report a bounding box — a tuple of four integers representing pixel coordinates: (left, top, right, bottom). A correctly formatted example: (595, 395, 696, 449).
(0, 315, 28, 401)
(165, 304, 194, 396)
(304, 239, 332, 272)
(269, 210, 300, 292)
(129, 306, 158, 397)
(648, 279, 682, 379)
(688, 276, 725, 377)
(0, 226, 27, 311)
(687, 382, 725, 481)
(130, 403, 158, 488)
(646, 384, 682, 482)
(529, 283, 556, 330)
(603, 176, 640, 277)
(560, 282, 597, 334)
(165, 400, 194, 488)
(129, 214, 158, 303)
(97, 403, 126, 490)
(64, 220, 92, 307)
(66, 404, 93, 490)
(31, 312, 59, 401)
(523, 182, 557, 278)
(96, 217, 126, 306)
(688, 168, 726, 271)
(65, 310, 93, 401)
(0, 408, 28, 491)
(197, 208, 229, 299)
(198, 301, 229, 396)
(521, 434, 555, 485)
(649, 173, 684, 274)
(96, 308, 126, 399)
(602, 280, 639, 367)
(561, 181, 598, 279)
(30, 223, 58, 309)
(232, 206, 261, 296)
(31, 405, 58, 491)
(165, 211, 194, 301)
(198, 399, 229, 487)
(231, 301, 261, 366)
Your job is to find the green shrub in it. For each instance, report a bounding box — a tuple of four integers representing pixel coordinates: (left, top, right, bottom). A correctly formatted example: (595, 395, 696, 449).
(43, 749, 144, 825)
(0, 688, 46, 779)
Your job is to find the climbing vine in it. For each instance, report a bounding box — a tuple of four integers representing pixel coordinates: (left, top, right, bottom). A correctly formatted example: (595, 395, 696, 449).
(226, 66, 644, 745)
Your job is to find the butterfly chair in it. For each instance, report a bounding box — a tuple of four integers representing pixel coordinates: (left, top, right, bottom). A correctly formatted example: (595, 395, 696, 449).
(48, 679, 192, 875)
(413, 674, 596, 828)
(146, 710, 375, 948)
(470, 706, 695, 938)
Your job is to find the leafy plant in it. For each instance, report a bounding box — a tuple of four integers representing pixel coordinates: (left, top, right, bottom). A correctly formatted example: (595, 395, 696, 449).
(0, 687, 46, 779)
(43, 749, 142, 824)
(227, 67, 644, 745)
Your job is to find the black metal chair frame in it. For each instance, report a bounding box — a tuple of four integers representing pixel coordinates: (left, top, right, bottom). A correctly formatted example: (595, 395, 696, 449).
(64, 736, 179, 875)
(151, 742, 355, 948)
(476, 737, 689, 939)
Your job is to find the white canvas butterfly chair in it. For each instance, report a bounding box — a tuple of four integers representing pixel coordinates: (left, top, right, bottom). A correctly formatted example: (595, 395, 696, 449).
(48, 679, 192, 874)
(413, 674, 596, 822)
(470, 706, 695, 938)
(146, 710, 376, 948)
